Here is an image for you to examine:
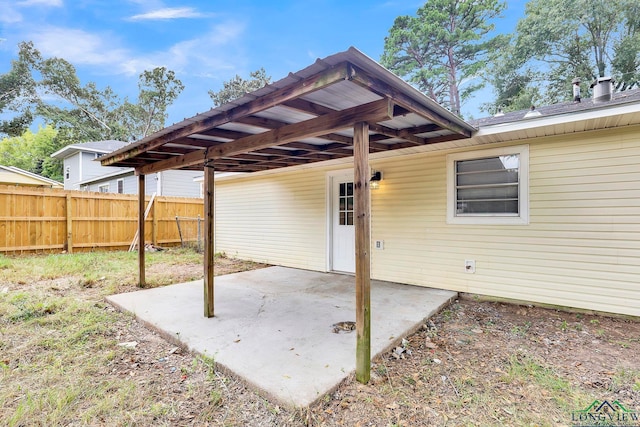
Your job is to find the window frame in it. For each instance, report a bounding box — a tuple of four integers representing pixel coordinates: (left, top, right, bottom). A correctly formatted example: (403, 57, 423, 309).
(116, 178, 124, 194)
(338, 182, 354, 226)
(98, 183, 110, 193)
(446, 145, 529, 225)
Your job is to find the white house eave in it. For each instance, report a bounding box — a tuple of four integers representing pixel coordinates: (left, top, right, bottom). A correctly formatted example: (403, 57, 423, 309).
(50, 146, 116, 159)
(473, 102, 640, 144)
(78, 168, 135, 186)
(193, 172, 244, 183)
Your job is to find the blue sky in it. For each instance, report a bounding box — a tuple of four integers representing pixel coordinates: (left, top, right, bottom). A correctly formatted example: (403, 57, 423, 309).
(0, 0, 527, 126)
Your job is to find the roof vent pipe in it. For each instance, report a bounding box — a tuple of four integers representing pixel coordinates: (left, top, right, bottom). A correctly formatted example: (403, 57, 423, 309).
(591, 77, 613, 103)
(524, 105, 541, 118)
(572, 77, 581, 103)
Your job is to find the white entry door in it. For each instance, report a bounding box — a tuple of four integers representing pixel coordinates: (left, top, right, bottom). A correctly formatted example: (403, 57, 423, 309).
(331, 173, 355, 273)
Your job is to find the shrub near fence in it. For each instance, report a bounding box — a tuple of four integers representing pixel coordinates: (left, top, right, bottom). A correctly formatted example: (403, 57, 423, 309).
(0, 185, 204, 254)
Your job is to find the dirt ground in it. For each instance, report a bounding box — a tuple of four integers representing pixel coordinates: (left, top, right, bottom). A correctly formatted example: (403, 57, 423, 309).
(314, 297, 640, 426)
(2, 253, 640, 426)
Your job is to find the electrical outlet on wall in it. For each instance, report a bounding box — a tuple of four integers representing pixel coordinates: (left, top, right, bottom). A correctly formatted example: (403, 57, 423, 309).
(374, 240, 384, 250)
(464, 260, 476, 274)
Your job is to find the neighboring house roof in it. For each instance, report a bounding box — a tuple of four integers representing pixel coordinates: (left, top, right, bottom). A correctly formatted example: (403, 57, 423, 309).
(50, 140, 129, 159)
(79, 168, 134, 186)
(100, 46, 476, 174)
(0, 165, 63, 187)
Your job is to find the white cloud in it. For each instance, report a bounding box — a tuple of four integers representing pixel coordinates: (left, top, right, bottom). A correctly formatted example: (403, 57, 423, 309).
(0, 0, 62, 25)
(0, 6, 23, 24)
(31, 27, 129, 67)
(128, 7, 206, 21)
(29, 21, 246, 78)
(17, 0, 63, 6)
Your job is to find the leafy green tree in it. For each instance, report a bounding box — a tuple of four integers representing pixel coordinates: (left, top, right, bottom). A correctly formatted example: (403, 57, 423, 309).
(612, 1, 640, 90)
(381, 0, 507, 116)
(121, 67, 185, 141)
(0, 42, 38, 136)
(0, 125, 59, 178)
(0, 42, 185, 179)
(482, 59, 543, 113)
(26, 42, 129, 142)
(490, 0, 640, 111)
(208, 68, 271, 107)
(12, 41, 184, 143)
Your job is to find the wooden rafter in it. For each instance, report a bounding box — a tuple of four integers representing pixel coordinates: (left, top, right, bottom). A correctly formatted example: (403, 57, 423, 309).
(280, 94, 430, 148)
(136, 98, 394, 175)
(368, 123, 425, 145)
(238, 115, 356, 146)
(348, 64, 472, 137)
(103, 61, 354, 166)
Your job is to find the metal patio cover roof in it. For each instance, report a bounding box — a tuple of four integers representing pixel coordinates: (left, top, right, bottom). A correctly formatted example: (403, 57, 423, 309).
(100, 47, 476, 174)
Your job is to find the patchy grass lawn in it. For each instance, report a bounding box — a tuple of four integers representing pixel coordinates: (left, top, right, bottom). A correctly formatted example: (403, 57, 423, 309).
(1, 249, 639, 426)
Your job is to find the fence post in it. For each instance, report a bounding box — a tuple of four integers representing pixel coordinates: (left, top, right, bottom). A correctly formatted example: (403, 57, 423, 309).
(65, 193, 73, 253)
(152, 197, 158, 246)
(175, 216, 183, 247)
(197, 215, 201, 252)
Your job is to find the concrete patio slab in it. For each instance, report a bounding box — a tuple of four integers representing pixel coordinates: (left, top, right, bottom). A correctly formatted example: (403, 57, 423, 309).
(106, 266, 456, 408)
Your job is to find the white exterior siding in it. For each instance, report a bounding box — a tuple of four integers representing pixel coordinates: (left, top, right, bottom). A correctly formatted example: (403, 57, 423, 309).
(63, 153, 82, 190)
(160, 170, 202, 198)
(85, 171, 202, 196)
(214, 124, 640, 317)
(216, 169, 328, 270)
(64, 152, 130, 191)
(81, 152, 106, 180)
(87, 175, 135, 193)
(145, 173, 157, 196)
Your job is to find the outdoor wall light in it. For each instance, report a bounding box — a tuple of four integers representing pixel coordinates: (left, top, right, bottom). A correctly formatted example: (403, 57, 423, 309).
(370, 170, 383, 189)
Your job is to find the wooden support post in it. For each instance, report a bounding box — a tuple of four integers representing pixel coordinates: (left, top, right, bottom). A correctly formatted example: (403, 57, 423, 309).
(354, 121, 371, 383)
(65, 194, 73, 254)
(204, 162, 215, 317)
(138, 174, 146, 288)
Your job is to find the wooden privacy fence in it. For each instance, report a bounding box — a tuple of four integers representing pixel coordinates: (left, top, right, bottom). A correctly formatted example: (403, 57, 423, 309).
(0, 185, 204, 254)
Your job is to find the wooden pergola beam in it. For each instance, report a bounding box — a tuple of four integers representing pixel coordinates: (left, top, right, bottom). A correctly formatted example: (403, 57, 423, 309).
(136, 99, 394, 175)
(102, 61, 353, 166)
(282, 98, 337, 116)
(406, 123, 443, 134)
(368, 123, 425, 145)
(237, 115, 355, 145)
(281, 95, 425, 148)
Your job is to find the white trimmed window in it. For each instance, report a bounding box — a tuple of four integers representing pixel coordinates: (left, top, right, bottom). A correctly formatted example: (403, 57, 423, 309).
(98, 184, 109, 193)
(447, 145, 529, 225)
(116, 179, 124, 194)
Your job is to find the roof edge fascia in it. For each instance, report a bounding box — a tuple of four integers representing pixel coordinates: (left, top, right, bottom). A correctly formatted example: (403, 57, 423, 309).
(51, 145, 115, 159)
(475, 101, 640, 139)
(78, 168, 135, 186)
